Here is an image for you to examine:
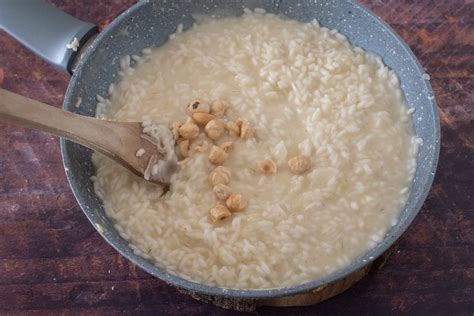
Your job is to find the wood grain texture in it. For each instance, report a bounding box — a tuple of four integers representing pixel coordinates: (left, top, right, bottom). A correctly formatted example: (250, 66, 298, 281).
(0, 0, 472, 314)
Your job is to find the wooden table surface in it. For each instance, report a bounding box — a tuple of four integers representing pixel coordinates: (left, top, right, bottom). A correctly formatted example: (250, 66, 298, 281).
(0, 1, 472, 314)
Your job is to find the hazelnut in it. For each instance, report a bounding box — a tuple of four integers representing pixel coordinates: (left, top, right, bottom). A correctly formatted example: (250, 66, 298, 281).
(178, 121, 199, 140)
(257, 159, 277, 174)
(219, 141, 233, 154)
(210, 100, 230, 117)
(187, 100, 210, 114)
(288, 155, 312, 174)
(205, 119, 225, 140)
(209, 166, 231, 186)
(235, 118, 243, 128)
(178, 139, 189, 158)
(225, 121, 240, 137)
(208, 145, 229, 164)
(226, 193, 247, 212)
(192, 112, 215, 126)
(171, 121, 181, 140)
(240, 120, 256, 140)
(209, 205, 232, 222)
(191, 139, 209, 153)
(213, 184, 232, 200)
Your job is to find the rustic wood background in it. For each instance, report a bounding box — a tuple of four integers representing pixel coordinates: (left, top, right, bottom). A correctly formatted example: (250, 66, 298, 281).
(0, 0, 472, 314)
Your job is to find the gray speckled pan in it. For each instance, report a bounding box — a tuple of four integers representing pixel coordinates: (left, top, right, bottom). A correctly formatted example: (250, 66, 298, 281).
(0, 0, 439, 305)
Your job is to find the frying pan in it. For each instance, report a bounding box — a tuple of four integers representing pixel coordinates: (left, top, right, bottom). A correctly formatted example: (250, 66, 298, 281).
(0, 0, 440, 310)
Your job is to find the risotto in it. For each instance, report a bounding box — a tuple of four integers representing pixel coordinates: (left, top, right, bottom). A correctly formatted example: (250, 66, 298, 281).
(91, 9, 420, 289)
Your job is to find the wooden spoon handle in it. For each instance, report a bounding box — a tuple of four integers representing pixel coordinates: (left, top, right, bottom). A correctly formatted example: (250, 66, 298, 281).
(0, 88, 174, 185)
(0, 88, 123, 157)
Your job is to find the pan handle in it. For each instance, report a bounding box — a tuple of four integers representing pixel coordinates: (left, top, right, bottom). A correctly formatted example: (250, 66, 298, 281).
(0, 0, 98, 74)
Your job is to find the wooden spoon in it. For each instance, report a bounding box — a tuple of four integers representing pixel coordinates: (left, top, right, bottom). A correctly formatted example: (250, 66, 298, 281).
(0, 88, 176, 185)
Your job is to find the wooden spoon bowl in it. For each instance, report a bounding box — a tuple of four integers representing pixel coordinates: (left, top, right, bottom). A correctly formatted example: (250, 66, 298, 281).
(0, 88, 175, 185)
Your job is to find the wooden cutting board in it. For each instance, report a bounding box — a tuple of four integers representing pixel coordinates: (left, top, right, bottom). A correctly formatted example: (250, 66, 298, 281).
(0, 0, 472, 314)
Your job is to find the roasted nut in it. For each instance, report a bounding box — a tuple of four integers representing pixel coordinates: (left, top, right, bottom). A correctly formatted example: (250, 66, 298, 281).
(213, 184, 232, 200)
(219, 141, 233, 154)
(240, 120, 256, 140)
(235, 118, 243, 128)
(208, 145, 229, 164)
(178, 120, 199, 140)
(225, 121, 240, 137)
(205, 119, 224, 140)
(288, 155, 312, 174)
(209, 166, 231, 186)
(178, 139, 189, 158)
(209, 205, 232, 222)
(210, 100, 230, 117)
(171, 121, 182, 140)
(187, 100, 210, 114)
(191, 139, 209, 153)
(226, 193, 247, 212)
(192, 112, 215, 126)
(257, 159, 277, 174)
